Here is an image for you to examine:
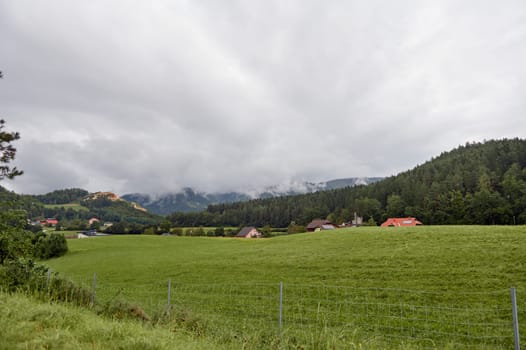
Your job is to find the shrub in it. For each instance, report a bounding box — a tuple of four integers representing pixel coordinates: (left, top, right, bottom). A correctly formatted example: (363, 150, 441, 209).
(34, 233, 68, 259)
(0, 258, 47, 290)
(287, 224, 306, 234)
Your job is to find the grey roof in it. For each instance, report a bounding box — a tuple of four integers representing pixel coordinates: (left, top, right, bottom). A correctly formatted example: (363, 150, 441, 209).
(237, 226, 259, 237)
(307, 219, 332, 230)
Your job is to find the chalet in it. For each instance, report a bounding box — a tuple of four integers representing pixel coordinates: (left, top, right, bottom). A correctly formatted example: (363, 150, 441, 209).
(236, 227, 262, 238)
(306, 219, 338, 232)
(381, 217, 423, 227)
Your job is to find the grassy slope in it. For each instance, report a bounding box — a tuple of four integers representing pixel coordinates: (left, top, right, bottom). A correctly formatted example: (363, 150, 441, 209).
(44, 226, 526, 348)
(47, 226, 526, 290)
(0, 292, 228, 350)
(43, 203, 89, 212)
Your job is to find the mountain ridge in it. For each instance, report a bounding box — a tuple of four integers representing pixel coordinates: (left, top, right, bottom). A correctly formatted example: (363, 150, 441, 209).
(122, 177, 384, 215)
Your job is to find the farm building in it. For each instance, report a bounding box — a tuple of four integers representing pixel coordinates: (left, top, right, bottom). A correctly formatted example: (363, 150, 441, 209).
(306, 219, 338, 232)
(237, 227, 262, 238)
(40, 218, 59, 226)
(381, 217, 423, 227)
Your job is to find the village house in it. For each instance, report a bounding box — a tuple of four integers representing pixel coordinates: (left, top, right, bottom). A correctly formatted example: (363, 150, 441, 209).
(40, 218, 58, 226)
(306, 219, 338, 232)
(88, 217, 100, 226)
(236, 227, 262, 238)
(381, 217, 423, 227)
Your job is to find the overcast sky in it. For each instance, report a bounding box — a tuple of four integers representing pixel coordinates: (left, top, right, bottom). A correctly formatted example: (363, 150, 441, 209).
(1, 1, 525, 195)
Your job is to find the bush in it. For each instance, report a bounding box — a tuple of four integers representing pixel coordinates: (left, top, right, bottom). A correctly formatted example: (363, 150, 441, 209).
(214, 227, 225, 237)
(0, 230, 33, 264)
(287, 224, 306, 234)
(0, 258, 47, 290)
(34, 233, 68, 259)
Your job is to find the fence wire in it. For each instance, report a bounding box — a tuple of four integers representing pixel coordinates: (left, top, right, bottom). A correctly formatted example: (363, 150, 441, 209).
(66, 276, 522, 349)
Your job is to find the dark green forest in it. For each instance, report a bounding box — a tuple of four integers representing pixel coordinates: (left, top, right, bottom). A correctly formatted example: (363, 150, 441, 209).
(34, 188, 89, 204)
(168, 139, 526, 227)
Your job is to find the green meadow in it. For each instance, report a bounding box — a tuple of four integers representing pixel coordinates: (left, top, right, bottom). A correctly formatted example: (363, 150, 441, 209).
(44, 226, 526, 349)
(43, 203, 89, 212)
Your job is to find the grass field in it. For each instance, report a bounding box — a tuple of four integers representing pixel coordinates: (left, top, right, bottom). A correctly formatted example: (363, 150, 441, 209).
(45, 230, 79, 236)
(44, 226, 526, 349)
(43, 203, 88, 212)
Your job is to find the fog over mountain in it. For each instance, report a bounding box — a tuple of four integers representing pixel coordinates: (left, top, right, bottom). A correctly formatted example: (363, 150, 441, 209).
(123, 177, 383, 214)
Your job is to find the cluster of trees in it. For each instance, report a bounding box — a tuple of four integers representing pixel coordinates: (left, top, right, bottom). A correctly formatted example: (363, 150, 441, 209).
(0, 114, 67, 289)
(34, 188, 89, 204)
(168, 139, 526, 227)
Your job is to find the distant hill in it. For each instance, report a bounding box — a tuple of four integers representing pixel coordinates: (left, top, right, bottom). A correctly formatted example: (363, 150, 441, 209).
(122, 178, 383, 215)
(167, 138, 526, 227)
(0, 188, 162, 227)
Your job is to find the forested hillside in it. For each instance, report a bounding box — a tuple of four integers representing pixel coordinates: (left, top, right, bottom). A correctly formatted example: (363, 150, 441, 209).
(0, 187, 162, 227)
(168, 139, 526, 227)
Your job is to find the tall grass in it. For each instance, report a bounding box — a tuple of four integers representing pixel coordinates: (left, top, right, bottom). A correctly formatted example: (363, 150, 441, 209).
(0, 291, 229, 350)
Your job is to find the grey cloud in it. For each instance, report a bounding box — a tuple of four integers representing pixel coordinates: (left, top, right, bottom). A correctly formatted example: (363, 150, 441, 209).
(1, 0, 526, 195)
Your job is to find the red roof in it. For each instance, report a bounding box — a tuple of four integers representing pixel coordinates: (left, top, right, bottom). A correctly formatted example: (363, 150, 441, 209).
(381, 217, 422, 227)
(41, 218, 59, 225)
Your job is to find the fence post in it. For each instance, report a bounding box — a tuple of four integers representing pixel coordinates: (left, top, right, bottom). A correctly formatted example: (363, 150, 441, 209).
(46, 269, 51, 290)
(91, 272, 96, 306)
(279, 281, 283, 337)
(166, 278, 172, 315)
(511, 287, 520, 350)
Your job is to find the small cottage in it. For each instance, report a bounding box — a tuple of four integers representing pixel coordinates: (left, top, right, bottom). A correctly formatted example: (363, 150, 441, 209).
(40, 218, 59, 226)
(306, 219, 338, 232)
(237, 227, 262, 238)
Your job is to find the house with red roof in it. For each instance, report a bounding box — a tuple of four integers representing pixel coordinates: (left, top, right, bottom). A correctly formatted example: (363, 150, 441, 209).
(40, 218, 59, 226)
(381, 217, 423, 227)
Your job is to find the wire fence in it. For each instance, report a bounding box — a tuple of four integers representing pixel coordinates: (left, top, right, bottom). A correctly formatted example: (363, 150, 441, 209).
(66, 275, 522, 349)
